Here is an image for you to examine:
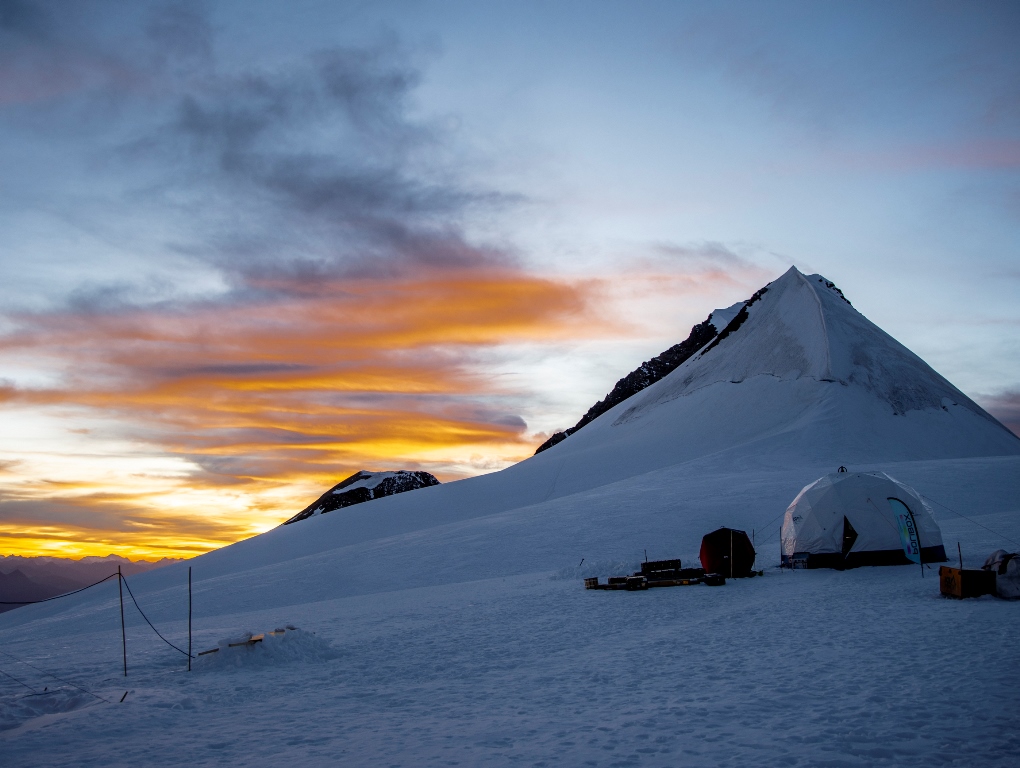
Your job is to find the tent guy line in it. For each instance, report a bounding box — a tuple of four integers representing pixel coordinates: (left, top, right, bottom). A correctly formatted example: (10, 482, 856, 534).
(119, 574, 194, 659)
(0, 573, 119, 605)
(921, 494, 1020, 550)
(0, 665, 38, 694)
(0, 648, 110, 704)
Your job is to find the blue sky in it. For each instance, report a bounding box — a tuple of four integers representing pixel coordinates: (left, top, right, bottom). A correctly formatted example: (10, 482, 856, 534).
(0, 0, 1017, 557)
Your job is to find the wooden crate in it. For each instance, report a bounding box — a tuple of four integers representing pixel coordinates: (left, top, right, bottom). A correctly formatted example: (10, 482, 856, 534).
(939, 566, 995, 599)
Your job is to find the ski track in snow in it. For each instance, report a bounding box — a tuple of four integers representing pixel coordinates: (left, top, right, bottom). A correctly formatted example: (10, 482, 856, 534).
(1, 457, 1018, 767)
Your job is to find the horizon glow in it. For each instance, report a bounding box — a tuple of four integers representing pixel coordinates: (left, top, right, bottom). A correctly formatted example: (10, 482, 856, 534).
(1, 1, 1018, 559)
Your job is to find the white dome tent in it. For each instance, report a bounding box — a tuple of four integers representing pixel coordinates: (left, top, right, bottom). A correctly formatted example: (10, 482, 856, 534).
(781, 472, 947, 569)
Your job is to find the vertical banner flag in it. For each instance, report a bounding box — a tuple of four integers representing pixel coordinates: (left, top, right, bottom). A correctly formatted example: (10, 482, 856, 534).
(888, 498, 921, 564)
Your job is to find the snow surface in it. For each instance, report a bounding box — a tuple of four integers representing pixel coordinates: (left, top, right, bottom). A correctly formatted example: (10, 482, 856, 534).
(708, 301, 743, 331)
(2, 267, 1018, 765)
(330, 470, 402, 494)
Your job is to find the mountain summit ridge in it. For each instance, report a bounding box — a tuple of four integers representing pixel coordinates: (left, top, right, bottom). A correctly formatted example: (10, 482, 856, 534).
(608, 266, 1007, 430)
(540, 266, 1014, 455)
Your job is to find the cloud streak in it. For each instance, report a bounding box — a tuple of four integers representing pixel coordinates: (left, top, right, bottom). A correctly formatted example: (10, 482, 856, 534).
(980, 390, 1020, 439)
(0, 269, 613, 556)
(0, 2, 583, 557)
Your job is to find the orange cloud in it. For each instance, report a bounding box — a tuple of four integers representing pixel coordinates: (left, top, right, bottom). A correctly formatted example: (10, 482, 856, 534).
(0, 269, 618, 558)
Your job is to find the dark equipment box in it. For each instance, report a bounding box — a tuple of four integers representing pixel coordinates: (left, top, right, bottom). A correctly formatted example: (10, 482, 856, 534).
(939, 566, 996, 599)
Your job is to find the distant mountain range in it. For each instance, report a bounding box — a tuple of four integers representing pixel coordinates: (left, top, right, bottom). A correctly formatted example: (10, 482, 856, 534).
(0, 554, 181, 613)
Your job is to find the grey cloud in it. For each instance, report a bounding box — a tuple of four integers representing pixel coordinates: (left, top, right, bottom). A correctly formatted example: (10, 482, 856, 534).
(979, 390, 1020, 438)
(672, 2, 1020, 135)
(653, 241, 753, 268)
(144, 1, 213, 70)
(650, 241, 780, 277)
(0, 1, 207, 107)
(1, 1, 517, 308)
(156, 43, 507, 283)
(155, 363, 318, 378)
(0, 0, 51, 38)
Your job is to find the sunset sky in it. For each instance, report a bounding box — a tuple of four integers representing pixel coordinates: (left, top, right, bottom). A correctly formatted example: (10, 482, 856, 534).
(1, 1, 1018, 560)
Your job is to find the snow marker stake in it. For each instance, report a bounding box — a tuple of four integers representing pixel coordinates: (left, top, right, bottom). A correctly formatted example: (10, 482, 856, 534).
(958, 542, 963, 570)
(118, 566, 127, 677)
(120, 691, 128, 703)
(188, 567, 192, 672)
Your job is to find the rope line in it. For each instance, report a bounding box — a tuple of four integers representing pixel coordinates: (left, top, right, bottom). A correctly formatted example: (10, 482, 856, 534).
(0, 664, 38, 693)
(119, 574, 194, 659)
(922, 494, 1020, 550)
(756, 524, 783, 549)
(752, 508, 788, 547)
(0, 648, 109, 704)
(0, 572, 118, 604)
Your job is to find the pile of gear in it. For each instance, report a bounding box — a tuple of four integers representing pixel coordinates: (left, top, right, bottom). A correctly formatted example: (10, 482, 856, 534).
(584, 527, 762, 591)
(982, 550, 1020, 599)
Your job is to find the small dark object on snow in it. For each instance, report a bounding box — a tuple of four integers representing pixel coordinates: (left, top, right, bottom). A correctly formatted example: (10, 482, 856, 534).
(641, 559, 682, 575)
(583, 558, 724, 590)
(625, 576, 648, 591)
(939, 566, 996, 599)
(700, 527, 757, 578)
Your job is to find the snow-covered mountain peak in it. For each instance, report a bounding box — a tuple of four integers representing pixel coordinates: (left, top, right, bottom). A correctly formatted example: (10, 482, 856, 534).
(611, 266, 1004, 428)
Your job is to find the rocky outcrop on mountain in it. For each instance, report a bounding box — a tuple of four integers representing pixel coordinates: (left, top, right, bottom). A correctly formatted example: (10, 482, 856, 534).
(284, 470, 440, 524)
(534, 317, 719, 454)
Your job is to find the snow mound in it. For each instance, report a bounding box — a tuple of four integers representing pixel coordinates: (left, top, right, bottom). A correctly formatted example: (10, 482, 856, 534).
(0, 689, 100, 732)
(194, 628, 339, 672)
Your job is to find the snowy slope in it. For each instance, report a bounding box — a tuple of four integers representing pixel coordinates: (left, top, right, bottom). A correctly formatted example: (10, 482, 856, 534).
(2, 267, 1018, 765)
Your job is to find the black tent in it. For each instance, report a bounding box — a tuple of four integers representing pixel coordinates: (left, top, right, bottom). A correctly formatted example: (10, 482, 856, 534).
(700, 527, 756, 578)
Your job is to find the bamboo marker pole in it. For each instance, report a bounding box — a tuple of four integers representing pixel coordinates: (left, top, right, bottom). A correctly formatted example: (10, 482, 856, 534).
(118, 565, 127, 677)
(188, 567, 192, 672)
